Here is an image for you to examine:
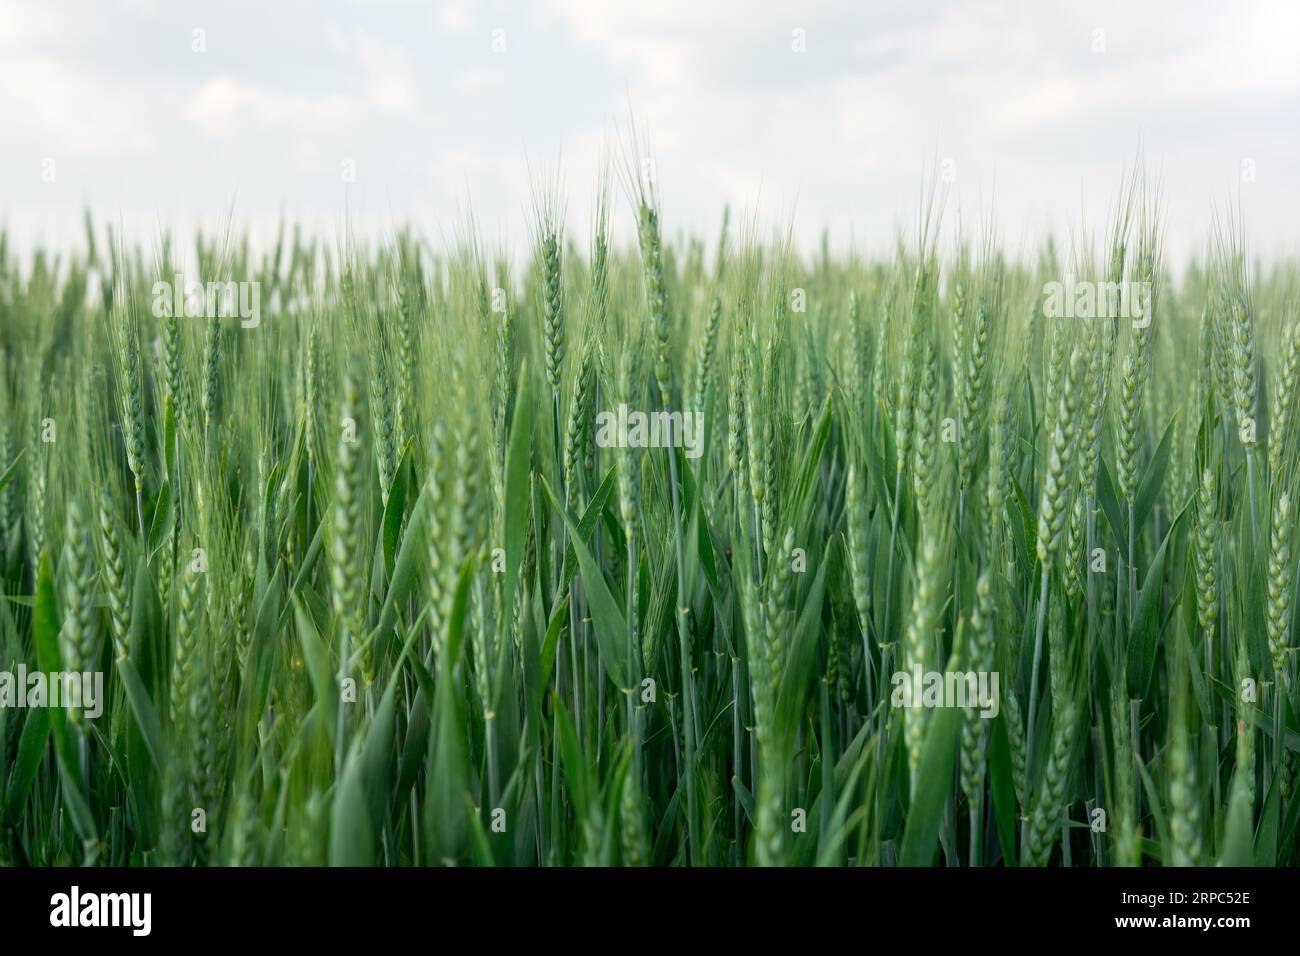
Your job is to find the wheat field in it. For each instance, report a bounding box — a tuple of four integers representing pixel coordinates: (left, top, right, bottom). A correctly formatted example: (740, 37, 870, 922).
(0, 167, 1296, 867)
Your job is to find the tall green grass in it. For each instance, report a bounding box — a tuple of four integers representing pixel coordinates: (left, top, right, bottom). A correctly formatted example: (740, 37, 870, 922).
(0, 172, 1296, 867)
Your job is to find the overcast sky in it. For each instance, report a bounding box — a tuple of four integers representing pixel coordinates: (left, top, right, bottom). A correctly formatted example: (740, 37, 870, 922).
(1, 0, 1297, 266)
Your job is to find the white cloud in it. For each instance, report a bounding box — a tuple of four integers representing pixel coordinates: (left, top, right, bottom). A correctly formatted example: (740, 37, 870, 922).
(435, 0, 477, 34)
(451, 68, 505, 95)
(0, 0, 1294, 264)
(0, 55, 160, 155)
(0, 0, 85, 50)
(324, 23, 419, 113)
(537, 0, 1299, 261)
(183, 75, 361, 135)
